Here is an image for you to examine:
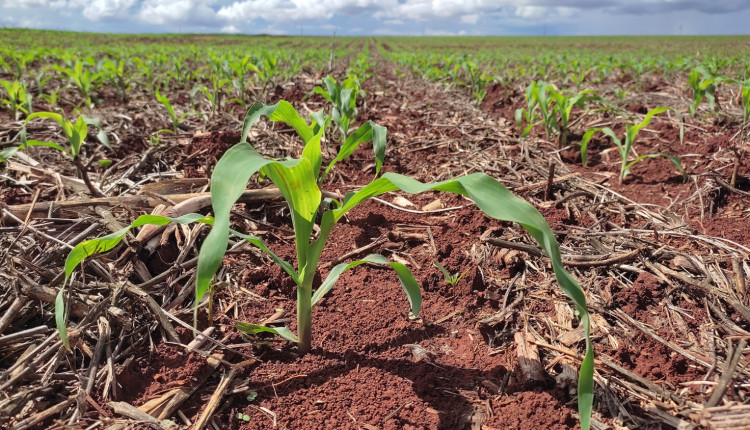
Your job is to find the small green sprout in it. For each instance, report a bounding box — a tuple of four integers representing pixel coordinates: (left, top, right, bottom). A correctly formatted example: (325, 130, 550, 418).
(155, 89, 189, 134)
(236, 413, 250, 421)
(0, 80, 33, 120)
(247, 391, 258, 402)
(0, 112, 110, 196)
(314, 75, 361, 141)
(434, 261, 469, 287)
(53, 61, 101, 106)
(581, 106, 684, 184)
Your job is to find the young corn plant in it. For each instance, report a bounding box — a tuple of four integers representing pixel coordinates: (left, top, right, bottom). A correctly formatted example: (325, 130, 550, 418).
(227, 56, 254, 106)
(314, 75, 360, 141)
(580, 107, 684, 184)
(53, 61, 101, 106)
(64, 100, 595, 429)
(520, 81, 556, 141)
(0, 48, 38, 80)
(461, 59, 492, 103)
(515, 81, 542, 138)
(155, 89, 188, 134)
(0, 80, 33, 120)
(549, 87, 598, 148)
(101, 59, 133, 100)
(0, 112, 110, 196)
(687, 67, 719, 116)
(434, 261, 469, 288)
(191, 74, 231, 117)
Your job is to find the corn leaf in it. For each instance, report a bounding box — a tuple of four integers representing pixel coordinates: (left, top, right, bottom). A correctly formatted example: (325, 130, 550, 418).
(197, 142, 318, 311)
(311, 254, 420, 315)
(236, 322, 299, 343)
(323, 120, 386, 179)
(325, 171, 593, 426)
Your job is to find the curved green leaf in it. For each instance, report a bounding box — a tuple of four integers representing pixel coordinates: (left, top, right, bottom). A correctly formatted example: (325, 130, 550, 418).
(311, 254, 421, 316)
(55, 286, 69, 350)
(623, 153, 684, 180)
(65, 213, 210, 279)
(197, 142, 318, 310)
(580, 128, 599, 167)
(25, 139, 69, 154)
(241, 100, 313, 145)
(626, 106, 670, 145)
(236, 322, 299, 343)
(324, 120, 386, 180)
(324, 171, 593, 424)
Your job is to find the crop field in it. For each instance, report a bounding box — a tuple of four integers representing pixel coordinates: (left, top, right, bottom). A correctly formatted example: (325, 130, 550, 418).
(1, 29, 750, 429)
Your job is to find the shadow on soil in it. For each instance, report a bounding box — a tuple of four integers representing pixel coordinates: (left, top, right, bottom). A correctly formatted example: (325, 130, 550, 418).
(252, 325, 575, 430)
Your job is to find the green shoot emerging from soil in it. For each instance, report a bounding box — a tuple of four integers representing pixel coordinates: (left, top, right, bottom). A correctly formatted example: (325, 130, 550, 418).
(581, 106, 684, 184)
(314, 75, 361, 141)
(1, 112, 110, 196)
(434, 261, 469, 287)
(155, 88, 188, 134)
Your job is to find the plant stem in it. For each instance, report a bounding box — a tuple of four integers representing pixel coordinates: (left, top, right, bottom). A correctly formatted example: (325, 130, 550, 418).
(74, 157, 105, 198)
(297, 282, 312, 355)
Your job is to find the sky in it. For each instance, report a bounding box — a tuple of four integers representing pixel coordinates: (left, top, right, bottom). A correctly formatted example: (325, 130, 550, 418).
(1, 0, 749, 36)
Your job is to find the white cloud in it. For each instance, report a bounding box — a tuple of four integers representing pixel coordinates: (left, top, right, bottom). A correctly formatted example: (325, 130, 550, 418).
(13, 0, 48, 7)
(2, 0, 750, 34)
(138, 0, 221, 26)
(81, 0, 136, 20)
(218, 0, 385, 23)
(220, 24, 240, 33)
(460, 13, 479, 24)
(515, 5, 544, 19)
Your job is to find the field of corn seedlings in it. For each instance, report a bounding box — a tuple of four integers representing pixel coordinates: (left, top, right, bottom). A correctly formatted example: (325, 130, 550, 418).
(1, 29, 750, 430)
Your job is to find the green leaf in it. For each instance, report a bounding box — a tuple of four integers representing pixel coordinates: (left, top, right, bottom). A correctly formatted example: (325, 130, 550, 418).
(197, 142, 318, 311)
(312, 254, 421, 316)
(623, 153, 684, 180)
(324, 121, 386, 180)
(626, 106, 670, 146)
(580, 128, 599, 167)
(65, 213, 210, 279)
(236, 322, 299, 343)
(434, 260, 452, 282)
(55, 285, 69, 350)
(325, 171, 593, 422)
(241, 100, 313, 145)
(0, 146, 19, 162)
(229, 229, 298, 283)
(25, 139, 69, 155)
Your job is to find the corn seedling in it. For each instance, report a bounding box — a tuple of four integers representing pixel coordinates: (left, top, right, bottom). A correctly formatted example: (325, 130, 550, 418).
(434, 261, 469, 288)
(314, 75, 360, 140)
(155, 89, 188, 134)
(227, 56, 254, 105)
(581, 107, 684, 184)
(687, 66, 726, 115)
(732, 78, 750, 125)
(191, 75, 231, 116)
(549, 87, 598, 148)
(461, 58, 492, 102)
(101, 59, 133, 100)
(64, 100, 594, 429)
(0, 112, 109, 196)
(0, 80, 33, 120)
(53, 61, 101, 106)
(515, 81, 542, 138)
(0, 48, 38, 80)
